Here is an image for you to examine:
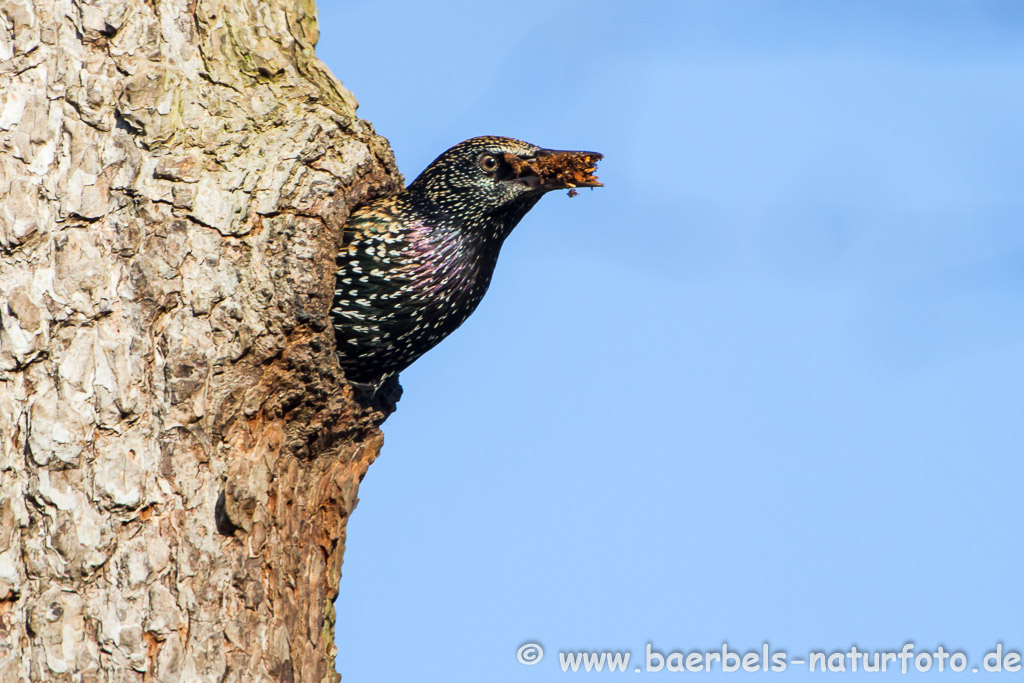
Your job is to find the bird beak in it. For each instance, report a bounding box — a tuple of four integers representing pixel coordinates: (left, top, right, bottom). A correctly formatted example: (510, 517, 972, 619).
(503, 149, 604, 191)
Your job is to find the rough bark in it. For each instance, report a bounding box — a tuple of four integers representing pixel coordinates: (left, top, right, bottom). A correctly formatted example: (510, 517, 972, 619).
(0, 0, 401, 679)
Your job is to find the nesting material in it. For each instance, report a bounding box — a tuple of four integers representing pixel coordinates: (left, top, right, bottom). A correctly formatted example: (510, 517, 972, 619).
(504, 151, 603, 196)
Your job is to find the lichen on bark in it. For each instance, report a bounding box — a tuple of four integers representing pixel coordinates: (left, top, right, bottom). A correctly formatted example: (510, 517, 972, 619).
(0, 0, 400, 679)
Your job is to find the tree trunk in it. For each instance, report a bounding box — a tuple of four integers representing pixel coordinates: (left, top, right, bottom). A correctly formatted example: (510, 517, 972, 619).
(0, 0, 400, 679)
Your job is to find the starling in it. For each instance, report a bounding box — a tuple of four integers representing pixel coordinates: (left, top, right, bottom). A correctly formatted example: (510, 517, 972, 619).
(332, 136, 602, 387)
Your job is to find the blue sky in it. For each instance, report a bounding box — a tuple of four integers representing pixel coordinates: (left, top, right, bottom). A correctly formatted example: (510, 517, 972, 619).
(317, 2, 1024, 680)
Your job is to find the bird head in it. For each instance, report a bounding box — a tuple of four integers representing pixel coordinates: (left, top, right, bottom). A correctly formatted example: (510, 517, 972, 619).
(406, 136, 602, 231)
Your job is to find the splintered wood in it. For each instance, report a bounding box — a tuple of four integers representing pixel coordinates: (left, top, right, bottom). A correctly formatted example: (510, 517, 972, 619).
(503, 150, 603, 197)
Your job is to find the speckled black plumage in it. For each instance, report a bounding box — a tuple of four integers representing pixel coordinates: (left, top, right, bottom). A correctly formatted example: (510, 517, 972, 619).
(332, 136, 600, 386)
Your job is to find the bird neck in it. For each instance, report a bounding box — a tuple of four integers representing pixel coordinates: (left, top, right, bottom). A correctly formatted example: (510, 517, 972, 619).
(398, 191, 543, 304)
(406, 190, 543, 247)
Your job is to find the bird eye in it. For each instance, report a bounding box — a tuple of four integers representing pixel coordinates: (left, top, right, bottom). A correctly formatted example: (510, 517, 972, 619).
(479, 154, 500, 172)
